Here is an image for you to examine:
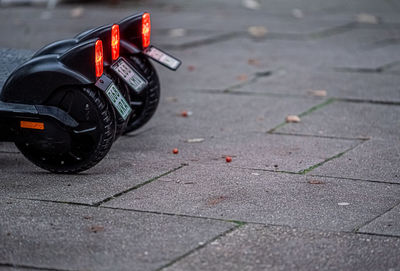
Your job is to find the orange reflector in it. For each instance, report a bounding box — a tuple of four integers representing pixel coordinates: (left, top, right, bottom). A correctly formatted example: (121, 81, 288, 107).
(142, 12, 151, 48)
(111, 24, 120, 61)
(20, 121, 44, 130)
(95, 40, 103, 77)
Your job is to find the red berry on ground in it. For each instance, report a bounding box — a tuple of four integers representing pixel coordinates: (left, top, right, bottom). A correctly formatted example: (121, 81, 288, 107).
(173, 148, 179, 154)
(226, 156, 232, 163)
(181, 111, 188, 117)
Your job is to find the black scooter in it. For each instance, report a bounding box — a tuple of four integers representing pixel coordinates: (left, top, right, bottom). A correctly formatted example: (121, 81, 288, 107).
(34, 12, 180, 135)
(0, 12, 181, 173)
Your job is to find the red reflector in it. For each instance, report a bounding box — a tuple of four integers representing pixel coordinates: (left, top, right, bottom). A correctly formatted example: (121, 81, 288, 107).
(20, 121, 44, 130)
(95, 40, 103, 77)
(111, 24, 120, 61)
(142, 12, 151, 48)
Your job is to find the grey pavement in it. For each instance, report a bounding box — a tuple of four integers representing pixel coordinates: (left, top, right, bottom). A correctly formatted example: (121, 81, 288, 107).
(0, 0, 400, 270)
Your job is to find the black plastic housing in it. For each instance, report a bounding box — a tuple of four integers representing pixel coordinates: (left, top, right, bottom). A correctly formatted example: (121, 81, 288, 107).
(0, 39, 98, 104)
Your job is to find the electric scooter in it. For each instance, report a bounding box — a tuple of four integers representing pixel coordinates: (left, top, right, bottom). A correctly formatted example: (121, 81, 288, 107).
(0, 39, 118, 173)
(33, 12, 181, 135)
(0, 12, 181, 173)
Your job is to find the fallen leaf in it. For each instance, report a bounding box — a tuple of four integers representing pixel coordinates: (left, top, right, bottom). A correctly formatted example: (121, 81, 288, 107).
(248, 26, 268, 38)
(187, 138, 205, 143)
(292, 8, 304, 19)
(70, 7, 84, 18)
(90, 226, 104, 233)
(308, 90, 327, 97)
(248, 58, 260, 66)
(168, 28, 187, 37)
(207, 196, 228, 206)
(356, 13, 379, 24)
(285, 115, 301, 123)
(83, 216, 93, 220)
(242, 0, 260, 10)
(236, 74, 248, 81)
(308, 179, 324, 184)
(166, 96, 178, 102)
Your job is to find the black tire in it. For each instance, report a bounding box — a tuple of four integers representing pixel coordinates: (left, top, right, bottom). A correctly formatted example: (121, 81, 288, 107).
(15, 87, 115, 174)
(123, 54, 160, 134)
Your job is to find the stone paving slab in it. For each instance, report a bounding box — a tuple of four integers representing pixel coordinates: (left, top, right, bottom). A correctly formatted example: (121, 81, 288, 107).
(275, 100, 400, 140)
(0, 6, 137, 50)
(145, 0, 399, 18)
(359, 203, 400, 237)
(317, 27, 400, 50)
(165, 224, 400, 271)
(150, 9, 355, 36)
(312, 139, 400, 184)
(0, 267, 37, 271)
(104, 165, 400, 232)
(0, 198, 236, 271)
(0, 142, 19, 153)
(127, 91, 321, 138)
(112, 130, 360, 173)
(0, 150, 181, 205)
(158, 36, 400, 92)
(234, 67, 400, 102)
(0, 49, 32, 88)
(0, 3, 357, 50)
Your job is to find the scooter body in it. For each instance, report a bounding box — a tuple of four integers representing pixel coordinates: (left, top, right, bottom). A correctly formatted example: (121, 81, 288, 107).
(0, 39, 120, 173)
(31, 12, 181, 133)
(0, 12, 181, 173)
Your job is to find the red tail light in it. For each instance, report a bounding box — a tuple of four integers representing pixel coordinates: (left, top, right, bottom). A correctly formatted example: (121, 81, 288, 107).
(95, 40, 103, 77)
(111, 24, 120, 61)
(142, 12, 151, 48)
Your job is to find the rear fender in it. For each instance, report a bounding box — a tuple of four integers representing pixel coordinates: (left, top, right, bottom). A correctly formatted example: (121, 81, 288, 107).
(75, 25, 113, 66)
(119, 13, 145, 52)
(1, 40, 98, 104)
(32, 39, 78, 58)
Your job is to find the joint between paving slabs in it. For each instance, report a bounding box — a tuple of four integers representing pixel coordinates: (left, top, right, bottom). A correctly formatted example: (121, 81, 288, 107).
(353, 200, 400, 234)
(363, 38, 400, 50)
(309, 174, 400, 186)
(100, 205, 247, 226)
(195, 88, 310, 100)
(196, 88, 400, 106)
(334, 60, 400, 75)
(161, 32, 242, 50)
(0, 262, 73, 271)
(92, 164, 187, 207)
(224, 70, 273, 93)
(12, 164, 188, 208)
(233, 166, 400, 189)
(155, 222, 246, 271)
(160, 21, 358, 51)
(267, 98, 336, 134)
(271, 132, 369, 141)
(232, 139, 365, 176)
(298, 140, 365, 175)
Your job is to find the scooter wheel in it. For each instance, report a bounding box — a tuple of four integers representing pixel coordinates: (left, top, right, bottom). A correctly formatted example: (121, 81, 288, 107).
(15, 87, 115, 174)
(124, 55, 160, 134)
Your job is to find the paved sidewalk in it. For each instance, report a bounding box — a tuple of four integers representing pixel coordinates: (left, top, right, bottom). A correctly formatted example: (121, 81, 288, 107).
(0, 0, 400, 270)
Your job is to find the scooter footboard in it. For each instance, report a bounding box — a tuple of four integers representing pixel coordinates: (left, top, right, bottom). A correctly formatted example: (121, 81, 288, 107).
(0, 101, 79, 141)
